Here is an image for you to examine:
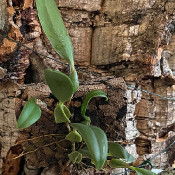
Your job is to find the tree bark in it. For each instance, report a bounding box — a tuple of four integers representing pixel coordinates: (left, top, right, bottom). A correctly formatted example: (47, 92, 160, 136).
(0, 0, 175, 174)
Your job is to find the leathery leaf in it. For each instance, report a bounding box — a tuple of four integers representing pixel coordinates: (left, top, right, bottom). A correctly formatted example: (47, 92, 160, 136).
(70, 123, 108, 170)
(45, 69, 73, 103)
(17, 97, 41, 129)
(35, 0, 74, 66)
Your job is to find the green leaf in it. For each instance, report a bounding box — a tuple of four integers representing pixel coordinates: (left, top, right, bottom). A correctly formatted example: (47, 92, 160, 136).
(81, 117, 91, 125)
(70, 123, 108, 170)
(35, 0, 74, 66)
(130, 167, 157, 175)
(108, 142, 135, 163)
(45, 69, 73, 103)
(68, 151, 82, 164)
(109, 159, 130, 168)
(54, 103, 71, 123)
(79, 147, 91, 159)
(65, 130, 82, 142)
(62, 105, 72, 119)
(17, 97, 41, 129)
(81, 90, 108, 119)
(109, 159, 156, 175)
(70, 70, 79, 92)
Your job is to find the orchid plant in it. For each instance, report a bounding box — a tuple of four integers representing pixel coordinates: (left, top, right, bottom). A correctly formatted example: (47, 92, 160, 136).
(17, 0, 156, 174)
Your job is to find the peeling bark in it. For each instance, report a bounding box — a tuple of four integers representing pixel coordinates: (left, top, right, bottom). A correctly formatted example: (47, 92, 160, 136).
(0, 0, 175, 174)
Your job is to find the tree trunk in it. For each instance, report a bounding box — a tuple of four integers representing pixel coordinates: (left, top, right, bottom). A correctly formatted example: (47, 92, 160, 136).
(0, 0, 175, 174)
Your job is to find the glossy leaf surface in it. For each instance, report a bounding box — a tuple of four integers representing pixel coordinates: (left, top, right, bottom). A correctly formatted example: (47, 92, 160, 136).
(81, 90, 108, 119)
(36, 0, 74, 66)
(17, 97, 41, 129)
(68, 151, 82, 164)
(65, 130, 82, 142)
(70, 123, 108, 169)
(70, 70, 79, 92)
(54, 103, 71, 123)
(108, 142, 135, 163)
(45, 69, 73, 103)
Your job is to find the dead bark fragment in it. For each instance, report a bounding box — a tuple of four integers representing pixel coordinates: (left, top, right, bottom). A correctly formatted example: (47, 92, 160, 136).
(0, 82, 19, 174)
(2, 144, 23, 175)
(56, 0, 103, 11)
(0, 0, 9, 32)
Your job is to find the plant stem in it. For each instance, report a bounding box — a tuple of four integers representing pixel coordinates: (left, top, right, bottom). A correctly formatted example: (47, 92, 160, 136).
(66, 122, 71, 132)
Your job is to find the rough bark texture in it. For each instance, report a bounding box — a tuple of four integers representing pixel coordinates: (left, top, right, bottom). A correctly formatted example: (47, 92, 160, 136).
(0, 0, 175, 174)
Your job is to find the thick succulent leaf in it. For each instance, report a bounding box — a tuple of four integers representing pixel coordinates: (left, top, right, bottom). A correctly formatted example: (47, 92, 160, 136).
(65, 130, 82, 142)
(68, 151, 82, 164)
(54, 103, 71, 123)
(70, 70, 79, 92)
(109, 159, 130, 168)
(35, 0, 74, 66)
(70, 123, 108, 170)
(81, 90, 108, 119)
(45, 69, 73, 103)
(130, 167, 157, 175)
(108, 142, 135, 163)
(17, 97, 41, 129)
